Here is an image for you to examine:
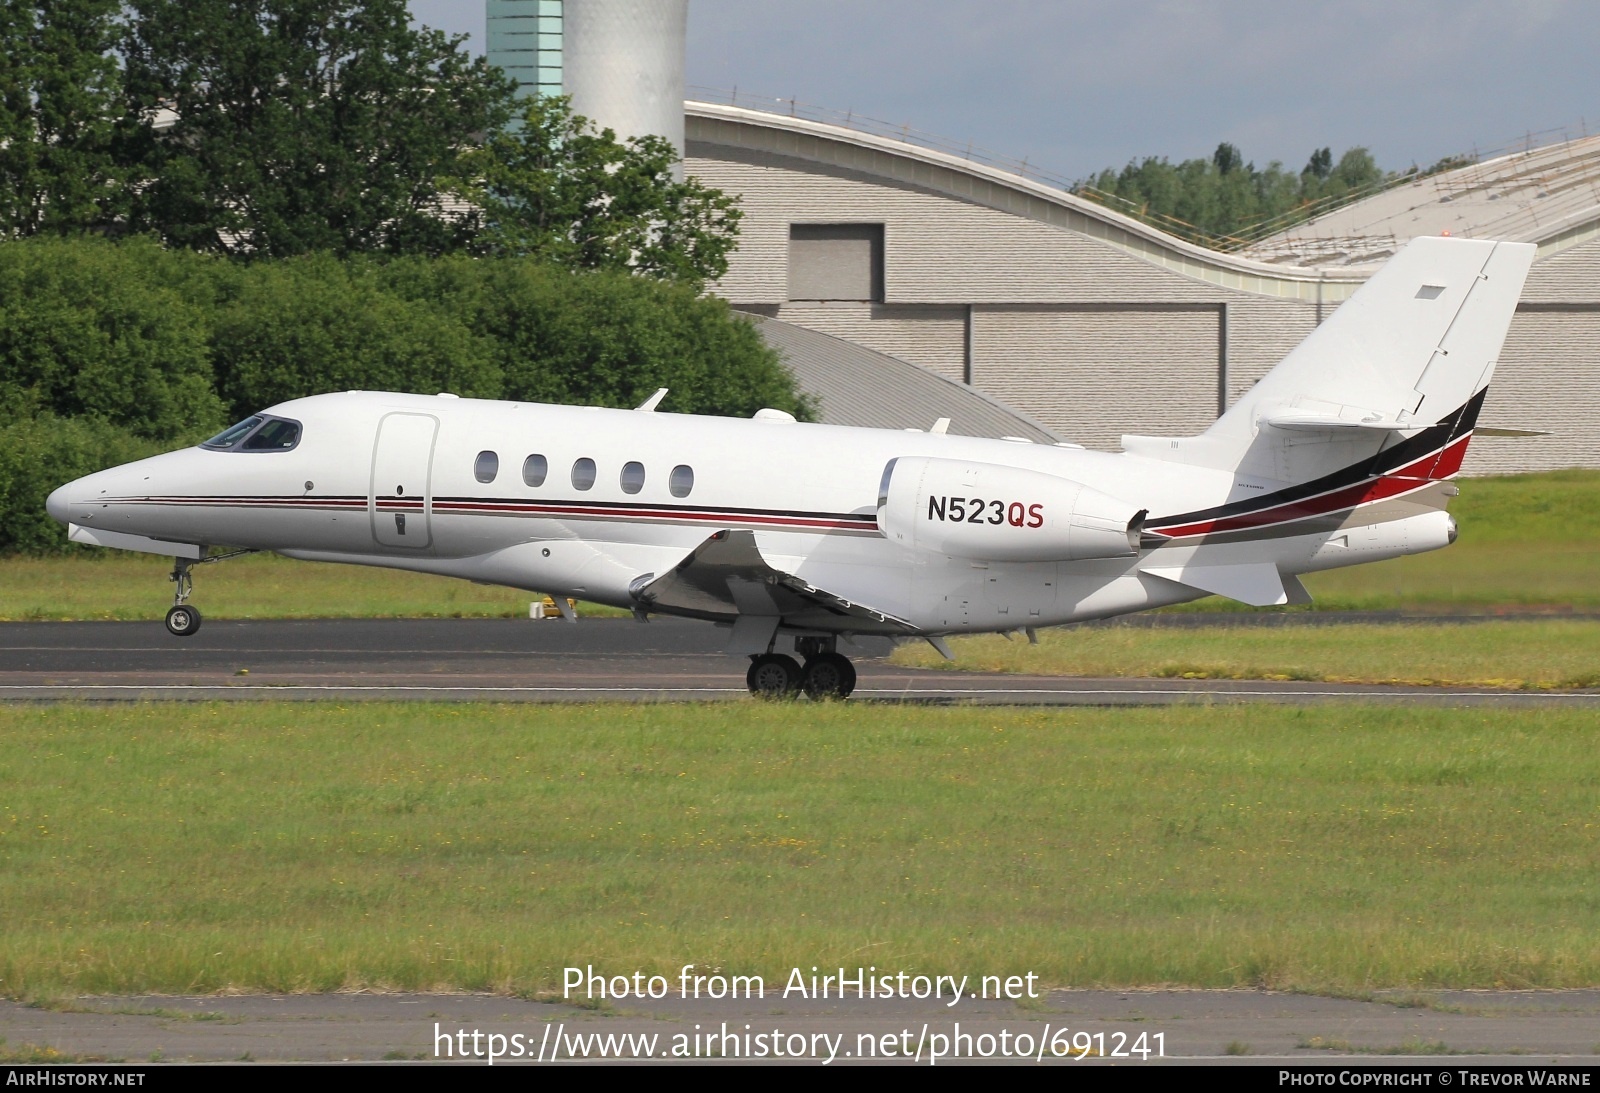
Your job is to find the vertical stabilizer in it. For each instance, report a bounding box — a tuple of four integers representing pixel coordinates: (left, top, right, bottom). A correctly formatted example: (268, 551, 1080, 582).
(1124, 237, 1535, 484)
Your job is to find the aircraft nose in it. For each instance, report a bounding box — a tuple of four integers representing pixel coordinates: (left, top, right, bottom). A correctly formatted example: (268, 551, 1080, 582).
(46, 482, 75, 526)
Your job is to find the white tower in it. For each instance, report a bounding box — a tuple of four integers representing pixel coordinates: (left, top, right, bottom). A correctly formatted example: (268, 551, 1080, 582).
(563, 0, 688, 163)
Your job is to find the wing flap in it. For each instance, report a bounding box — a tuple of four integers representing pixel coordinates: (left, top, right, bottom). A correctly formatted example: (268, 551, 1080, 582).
(631, 529, 919, 632)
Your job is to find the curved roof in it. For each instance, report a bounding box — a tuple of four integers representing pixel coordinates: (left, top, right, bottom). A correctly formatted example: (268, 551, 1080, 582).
(745, 313, 1060, 443)
(686, 100, 1371, 301)
(1244, 135, 1600, 269)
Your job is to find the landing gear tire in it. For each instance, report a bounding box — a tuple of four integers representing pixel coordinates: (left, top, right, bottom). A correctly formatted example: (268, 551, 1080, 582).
(747, 653, 801, 698)
(164, 604, 202, 637)
(802, 653, 857, 700)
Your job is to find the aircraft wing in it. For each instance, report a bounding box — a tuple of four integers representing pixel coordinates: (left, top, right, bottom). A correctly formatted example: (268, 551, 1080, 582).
(629, 529, 920, 634)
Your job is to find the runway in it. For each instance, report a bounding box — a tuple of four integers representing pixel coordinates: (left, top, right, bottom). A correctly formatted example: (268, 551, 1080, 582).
(4, 988, 1598, 1064)
(3, 617, 1596, 706)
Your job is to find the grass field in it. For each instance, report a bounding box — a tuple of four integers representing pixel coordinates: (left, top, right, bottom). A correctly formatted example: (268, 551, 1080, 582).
(890, 620, 1600, 689)
(1183, 468, 1600, 612)
(3, 701, 1598, 997)
(3, 470, 1598, 621)
(0, 551, 628, 621)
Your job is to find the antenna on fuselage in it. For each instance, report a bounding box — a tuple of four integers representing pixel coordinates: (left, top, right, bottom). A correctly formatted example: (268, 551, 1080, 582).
(635, 388, 669, 412)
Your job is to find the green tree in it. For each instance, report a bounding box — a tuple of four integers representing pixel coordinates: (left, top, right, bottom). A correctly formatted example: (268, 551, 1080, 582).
(461, 95, 743, 287)
(0, 0, 124, 237)
(380, 256, 810, 419)
(1079, 143, 1396, 244)
(211, 254, 500, 419)
(118, 0, 515, 257)
(0, 236, 225, 440)
(0, 413, 166, 553)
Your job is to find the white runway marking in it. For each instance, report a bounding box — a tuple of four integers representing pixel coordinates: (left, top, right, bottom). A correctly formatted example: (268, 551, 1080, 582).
(3, 683, 1597, 702)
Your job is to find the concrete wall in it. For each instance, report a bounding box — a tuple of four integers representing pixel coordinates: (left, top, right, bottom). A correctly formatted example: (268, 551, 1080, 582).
(687, 131, 1600, 476)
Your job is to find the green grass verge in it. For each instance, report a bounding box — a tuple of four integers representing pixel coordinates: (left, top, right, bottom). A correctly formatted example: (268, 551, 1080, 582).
(3, 702, 1598, 996)
(1181, 469, 1600, 613)
(890, 620, 1600, 690)
(2, 470, 1597, 620)
(0, 551, 628, 621)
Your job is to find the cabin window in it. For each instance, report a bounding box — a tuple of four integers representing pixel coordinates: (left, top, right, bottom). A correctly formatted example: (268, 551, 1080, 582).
(669, 464, 694, 498)
(522, 454, 548, 487)
(241, 418, 301, 450)
(571, 457, 597, 491)
(474, 450, 499, 483)
(620, 461, 646, 494)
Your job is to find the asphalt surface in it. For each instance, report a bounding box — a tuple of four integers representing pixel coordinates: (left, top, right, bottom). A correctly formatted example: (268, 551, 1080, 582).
(2, 616, 1598, 707)
(5, 619, 1595, 1066)
(4, 989, 1598, 1065)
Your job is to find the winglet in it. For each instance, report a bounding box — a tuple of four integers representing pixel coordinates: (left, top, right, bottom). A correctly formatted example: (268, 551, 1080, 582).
(635, 388, 668, 412)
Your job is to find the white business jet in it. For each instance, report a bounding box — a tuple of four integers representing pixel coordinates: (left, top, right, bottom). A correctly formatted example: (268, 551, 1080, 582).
(46, 237, 1534, 698)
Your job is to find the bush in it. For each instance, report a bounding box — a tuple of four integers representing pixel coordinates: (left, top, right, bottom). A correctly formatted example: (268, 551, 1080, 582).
(0, 414, 170, 554)
(382, 256, 812, 419)
(0, 237, 227, 440)
(211, 253, 500, 420)
(0, 241, 816, 554)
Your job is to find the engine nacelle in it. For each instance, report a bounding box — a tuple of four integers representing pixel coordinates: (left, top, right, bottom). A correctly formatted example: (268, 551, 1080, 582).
(876, 456, 1145, 562)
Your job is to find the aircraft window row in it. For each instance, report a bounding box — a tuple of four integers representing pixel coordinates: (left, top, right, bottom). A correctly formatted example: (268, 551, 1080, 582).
(201, 415, 303, 452)
(475, 451, 694, 497)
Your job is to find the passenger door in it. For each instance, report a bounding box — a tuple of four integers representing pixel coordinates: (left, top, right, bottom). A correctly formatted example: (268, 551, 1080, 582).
(370, 413, 438, 549)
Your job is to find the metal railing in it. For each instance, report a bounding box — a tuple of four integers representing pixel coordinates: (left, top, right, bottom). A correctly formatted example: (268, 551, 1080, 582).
(688, 87, 1599, 256)
(687, 85, 1084, 194)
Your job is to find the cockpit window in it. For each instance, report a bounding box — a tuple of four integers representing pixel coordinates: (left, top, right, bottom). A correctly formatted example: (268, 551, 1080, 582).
(201, 416, 263, 450)
(242, 418, 302, 450)
(200, 414, 302, 453)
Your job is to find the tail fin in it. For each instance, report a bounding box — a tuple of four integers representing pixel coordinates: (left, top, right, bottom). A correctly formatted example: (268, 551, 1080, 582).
(1124, 236, 1535, 484)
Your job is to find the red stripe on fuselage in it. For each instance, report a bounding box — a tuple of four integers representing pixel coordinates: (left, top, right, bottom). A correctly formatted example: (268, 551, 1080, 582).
(102, 495, 878, 535)
(1150, 434, 1470, 539)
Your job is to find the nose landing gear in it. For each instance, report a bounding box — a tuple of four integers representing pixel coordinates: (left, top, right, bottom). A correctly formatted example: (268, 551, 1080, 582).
(165, 559, 202, 636)
(161, 549, 257, 638)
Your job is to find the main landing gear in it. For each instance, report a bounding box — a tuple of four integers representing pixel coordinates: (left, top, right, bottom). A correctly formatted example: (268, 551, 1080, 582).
(162, 550, 256, 638)
(746, 637, 858, 700)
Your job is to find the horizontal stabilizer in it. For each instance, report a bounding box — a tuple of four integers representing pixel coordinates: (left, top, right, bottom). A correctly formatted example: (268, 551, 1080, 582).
(1474, 426, 1550, 438)
(1142, 562, 1307, 607)
(1259, 408, 1415, 432)
(631, 529, 919, 631)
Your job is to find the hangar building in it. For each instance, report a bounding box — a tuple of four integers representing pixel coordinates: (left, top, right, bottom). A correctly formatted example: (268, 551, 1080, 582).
(488, 1, 1600, 474)
(687, 98, 1600, 474)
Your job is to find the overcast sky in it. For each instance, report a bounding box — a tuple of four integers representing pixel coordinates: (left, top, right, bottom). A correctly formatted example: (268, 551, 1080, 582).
(409, 1, 1600, 181)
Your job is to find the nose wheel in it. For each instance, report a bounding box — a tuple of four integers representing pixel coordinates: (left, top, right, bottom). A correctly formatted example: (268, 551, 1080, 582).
(165, 603, 203, 637)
